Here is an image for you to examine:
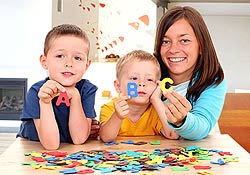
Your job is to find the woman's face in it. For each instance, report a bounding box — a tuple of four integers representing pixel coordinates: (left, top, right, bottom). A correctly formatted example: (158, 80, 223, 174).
(160, 18, 200, 84)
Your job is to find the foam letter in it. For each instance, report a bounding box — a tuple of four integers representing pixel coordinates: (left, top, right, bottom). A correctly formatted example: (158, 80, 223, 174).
(56, 91, 70, 106)
(127, 82, 138, 98)
(160, 78, 174, 92)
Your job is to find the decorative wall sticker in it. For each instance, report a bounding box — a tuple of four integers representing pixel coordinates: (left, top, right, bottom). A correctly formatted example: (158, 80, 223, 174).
(139, 15, 149, 26)
(78, 0, 156, 59)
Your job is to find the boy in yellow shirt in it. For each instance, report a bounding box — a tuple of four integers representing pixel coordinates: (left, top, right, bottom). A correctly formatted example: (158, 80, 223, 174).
(99, 50, 179, 142)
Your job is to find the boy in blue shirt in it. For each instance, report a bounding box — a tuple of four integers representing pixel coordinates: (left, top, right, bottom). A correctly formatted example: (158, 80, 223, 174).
(17, 24, 97, 150)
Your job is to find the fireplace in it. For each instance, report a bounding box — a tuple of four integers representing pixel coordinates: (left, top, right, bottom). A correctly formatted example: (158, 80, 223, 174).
(0, 78, 27, 120)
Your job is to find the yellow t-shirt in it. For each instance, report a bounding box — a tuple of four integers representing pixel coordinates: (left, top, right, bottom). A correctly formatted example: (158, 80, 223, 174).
(100, 98, 162, 136)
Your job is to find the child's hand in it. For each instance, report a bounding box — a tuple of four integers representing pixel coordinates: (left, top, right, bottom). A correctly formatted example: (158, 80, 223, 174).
(150, 80, 162, 103)
(162, 127, 180, 140)
(114, 93, 129, 120)
(64, 86, 79, 100)
(38, 80, 65, 104)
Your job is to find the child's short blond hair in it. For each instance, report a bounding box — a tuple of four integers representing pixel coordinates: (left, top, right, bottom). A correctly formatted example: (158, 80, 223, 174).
(43, 24, 90, 56)
(116, 50, 161, 80)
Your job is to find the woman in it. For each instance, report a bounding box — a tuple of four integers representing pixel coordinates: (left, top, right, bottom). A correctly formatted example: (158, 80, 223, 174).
(152, 6, 226, 140)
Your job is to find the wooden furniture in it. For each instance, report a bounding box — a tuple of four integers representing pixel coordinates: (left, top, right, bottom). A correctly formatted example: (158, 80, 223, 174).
(1, 135, 250, 174)
(218, 93, 250, 152)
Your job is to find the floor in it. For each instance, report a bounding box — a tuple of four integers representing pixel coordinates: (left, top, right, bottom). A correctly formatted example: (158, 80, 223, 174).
(0, 133, 16, 155)
(0, 120, 21, 133)
(0, 120, 20, 155)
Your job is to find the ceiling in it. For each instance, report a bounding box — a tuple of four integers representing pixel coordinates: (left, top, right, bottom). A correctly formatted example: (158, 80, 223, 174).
(152, 0, 250, 7)
(151, 0, 250, 15)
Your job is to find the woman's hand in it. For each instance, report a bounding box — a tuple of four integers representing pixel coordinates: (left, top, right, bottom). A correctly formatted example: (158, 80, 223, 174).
(163, 90, 192, 126)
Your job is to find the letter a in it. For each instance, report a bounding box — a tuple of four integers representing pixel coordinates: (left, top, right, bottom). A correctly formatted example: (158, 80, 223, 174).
(56, 91, 70, 107)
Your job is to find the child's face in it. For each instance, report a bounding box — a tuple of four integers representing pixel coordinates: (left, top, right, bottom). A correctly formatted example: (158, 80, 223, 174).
(40, 35, 90, 87)
(116, 60, 159, 104)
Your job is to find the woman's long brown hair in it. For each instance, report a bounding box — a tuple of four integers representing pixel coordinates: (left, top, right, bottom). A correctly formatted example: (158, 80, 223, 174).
(154, 6, 224, 102)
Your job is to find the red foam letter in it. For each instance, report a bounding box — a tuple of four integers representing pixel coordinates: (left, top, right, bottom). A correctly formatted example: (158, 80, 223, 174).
(56, 91, 70, 107)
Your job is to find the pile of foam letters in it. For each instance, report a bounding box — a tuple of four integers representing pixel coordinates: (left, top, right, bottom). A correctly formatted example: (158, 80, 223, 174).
(21, 141, 239, 174)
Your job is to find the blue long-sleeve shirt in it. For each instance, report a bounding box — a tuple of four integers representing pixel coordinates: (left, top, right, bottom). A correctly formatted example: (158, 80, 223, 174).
(168, 79, 227, 140)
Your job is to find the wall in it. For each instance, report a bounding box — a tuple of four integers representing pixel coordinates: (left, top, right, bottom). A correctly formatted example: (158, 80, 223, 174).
(1, 1, 250, 125)
(52, 1, 250, 92)
(51, 0, 158, 116)
(97, 0, 157, 59)
(2, 1, 249, 91)
(52, 0, 157, 60)
(52, 0, 99, 60)
(0, 0, 52, 128)
(0, 0, 51, 88)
